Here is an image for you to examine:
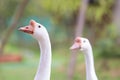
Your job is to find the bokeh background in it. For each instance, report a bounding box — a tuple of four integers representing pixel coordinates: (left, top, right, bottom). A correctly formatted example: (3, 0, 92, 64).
(0, 0, 120, 80)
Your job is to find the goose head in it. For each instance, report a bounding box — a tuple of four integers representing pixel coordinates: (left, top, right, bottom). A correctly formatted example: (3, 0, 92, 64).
(19, 20, 48, 41)
(70, 37, 91, 52)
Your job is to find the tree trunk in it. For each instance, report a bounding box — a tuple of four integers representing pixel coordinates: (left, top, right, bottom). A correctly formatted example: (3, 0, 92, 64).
(0, 0, 29, 55)
(67, 0, 89, 80)
(113, 0, 120, 50)
(113, 0, 120, 33)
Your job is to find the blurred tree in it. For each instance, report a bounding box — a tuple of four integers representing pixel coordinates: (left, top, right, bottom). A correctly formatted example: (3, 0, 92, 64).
(67, 0, 89, 80)
(38, 0, 115, 44)
(98, 0, 120, 57)
(0, 0, 29, 55)
(113, 0, 120, 53)
(113, 0, 120, 34)
(93, 0, 120, 57)
(90, 0, 120, 70)
(85, 0, 114, 43)
(0, 0, 20, 33)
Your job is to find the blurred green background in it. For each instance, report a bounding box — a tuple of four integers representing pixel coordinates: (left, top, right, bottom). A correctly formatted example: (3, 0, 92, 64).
(0, 0, 120, 80)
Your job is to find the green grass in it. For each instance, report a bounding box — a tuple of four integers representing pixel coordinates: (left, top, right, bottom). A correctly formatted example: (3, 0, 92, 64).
(0, 44, 120, 80)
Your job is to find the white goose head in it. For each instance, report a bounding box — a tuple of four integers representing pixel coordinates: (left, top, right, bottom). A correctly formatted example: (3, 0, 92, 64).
(19, 20, 52, 80)
(19, 20, 48, 41)
(70, 37, 91, 52)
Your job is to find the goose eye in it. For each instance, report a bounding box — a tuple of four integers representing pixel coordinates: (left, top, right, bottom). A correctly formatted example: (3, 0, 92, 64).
(83, 40, 86, 43)
(38, 25, 41, 28)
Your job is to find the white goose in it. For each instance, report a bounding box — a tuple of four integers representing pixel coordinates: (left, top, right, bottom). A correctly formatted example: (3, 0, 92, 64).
(70, 37, 98, 80)
(19, 20, 52, 80)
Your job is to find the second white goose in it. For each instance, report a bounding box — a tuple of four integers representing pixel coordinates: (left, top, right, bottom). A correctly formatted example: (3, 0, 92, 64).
(70, 37, 98, 80)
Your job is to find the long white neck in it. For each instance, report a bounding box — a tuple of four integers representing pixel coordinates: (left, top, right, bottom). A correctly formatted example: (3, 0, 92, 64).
(34, 35, 52, 80)
(84, 45, 98, 80)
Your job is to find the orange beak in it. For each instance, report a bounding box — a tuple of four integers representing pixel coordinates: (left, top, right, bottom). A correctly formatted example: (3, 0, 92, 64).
(18, 20, 35, 34)
(18, 25, 34, 34)
(70, 42, 81, 50)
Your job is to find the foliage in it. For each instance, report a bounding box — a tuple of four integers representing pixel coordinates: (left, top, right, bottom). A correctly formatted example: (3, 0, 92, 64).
(87, 0, 114, 23)
(0, 0, 21, 34)
(0, 0, 119, 57)
(0, 0, 120, 79)
(96, 24, 120, 58)
(0, 0, 20, 18)
(39, 0, 80, 15)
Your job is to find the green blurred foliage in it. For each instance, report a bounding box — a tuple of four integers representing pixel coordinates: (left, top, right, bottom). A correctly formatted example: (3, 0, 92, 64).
(96, 24, 120, 57)
(40, 0, 80, 15)
(0, 0, 20, 18)
(0, 0, 20, 33)
(0, 0, 119, 56)
(87, 0, 114, 23)
(0, 0, 120, 80)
